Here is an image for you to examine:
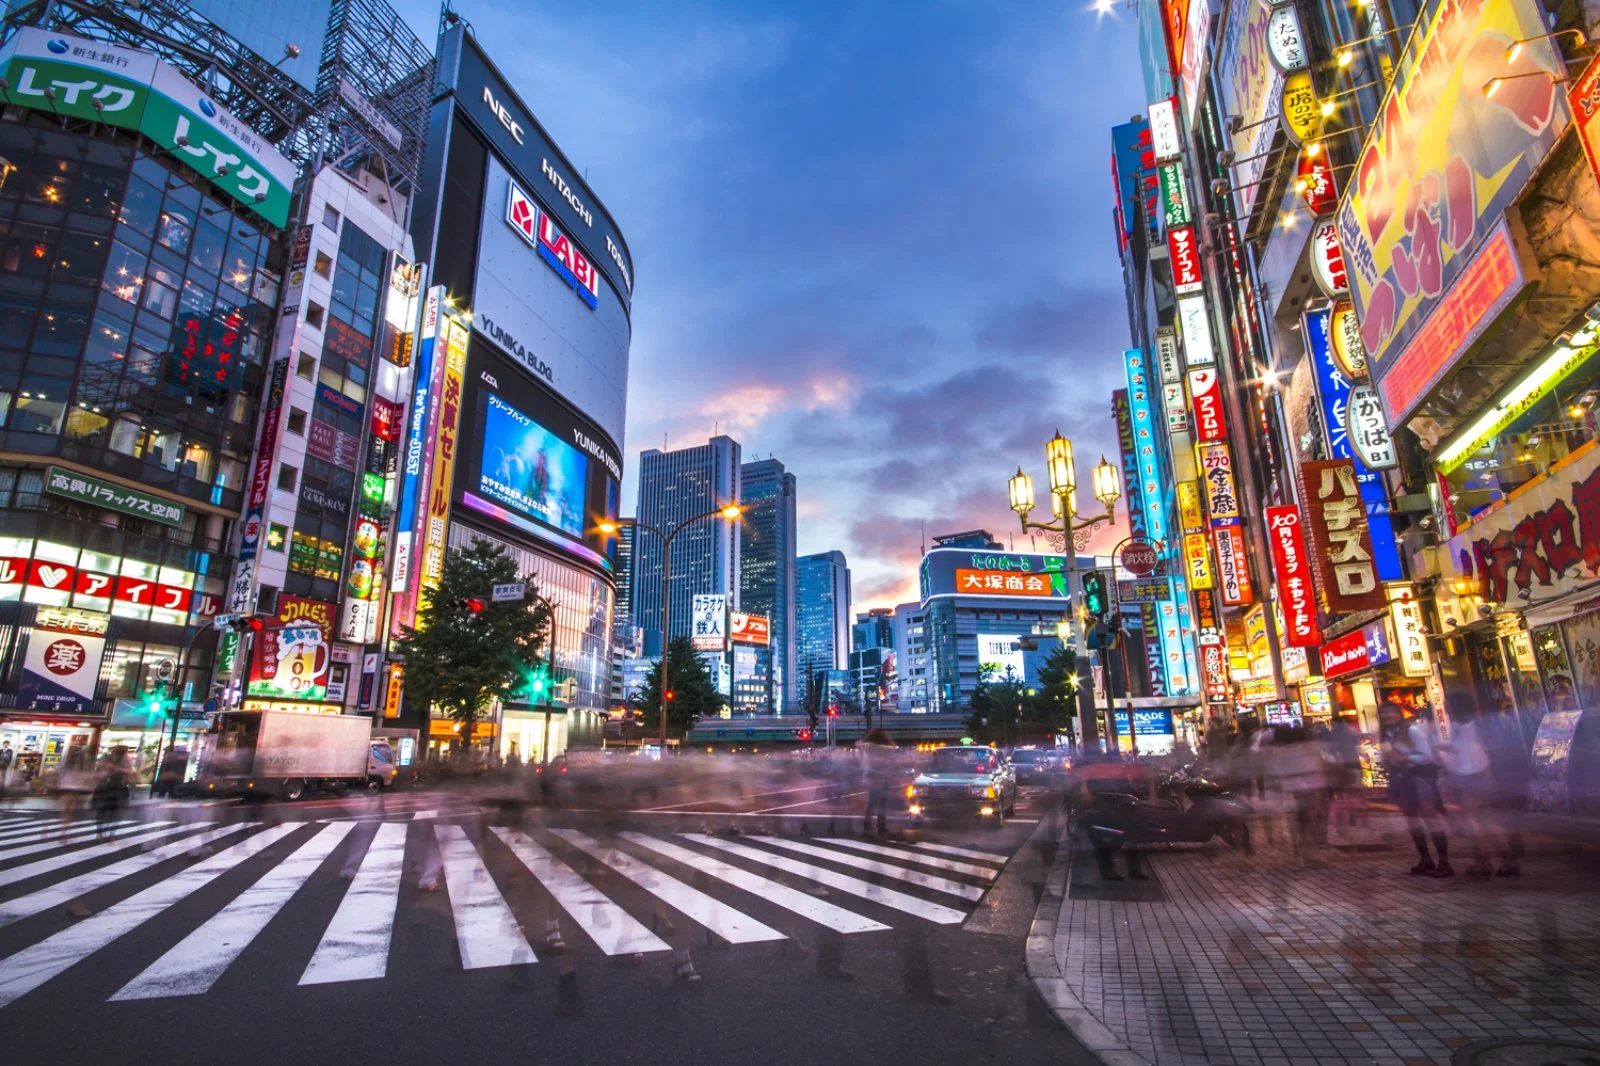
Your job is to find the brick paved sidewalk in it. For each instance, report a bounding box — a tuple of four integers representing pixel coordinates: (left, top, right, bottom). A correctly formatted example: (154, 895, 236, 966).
(1038, 813, 1600, 1066)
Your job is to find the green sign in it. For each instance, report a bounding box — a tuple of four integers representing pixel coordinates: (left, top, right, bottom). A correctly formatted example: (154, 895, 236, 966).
(1160, 164, 1190, 228)
(0, 28, 293, 228)
(45, 466, 185, 525)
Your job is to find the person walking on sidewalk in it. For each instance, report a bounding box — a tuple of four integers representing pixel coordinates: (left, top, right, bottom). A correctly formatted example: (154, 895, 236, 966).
(1378, 702, 1452, 877)
(1479, 695, 1530, 876)
(1436, 693, 1496, 876)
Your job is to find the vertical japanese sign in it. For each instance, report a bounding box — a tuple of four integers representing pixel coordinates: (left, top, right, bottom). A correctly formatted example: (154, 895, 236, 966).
(1302, 458, 1386, 612)
(419, 318, 469, 593)
(1198, 441, 1240, 525)
(1168, 224, 1203, 293)
(1140, 602, 1168, 698)
(1388, 585, 1433, 678)
(392, 285, 443, 596)
(1213, 525, 1253, 606)
(1572, 54, 1600, 192)
(19, 610, 107, 714)
(229, 356, 290, 614)
(1124, 350, 1170, 546)
(1265, 505, 1321, 647)
(1188, 367, 1226, 441)
(1113, 391, 1148, 542)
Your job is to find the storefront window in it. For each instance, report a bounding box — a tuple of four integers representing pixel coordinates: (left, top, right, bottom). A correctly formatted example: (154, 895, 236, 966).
(1436, 341, 1600, 528)
(1533, 622, 1576, 711)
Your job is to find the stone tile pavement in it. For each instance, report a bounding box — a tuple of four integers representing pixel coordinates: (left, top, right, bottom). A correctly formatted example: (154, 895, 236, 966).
(1031, 813, 1600, 1066)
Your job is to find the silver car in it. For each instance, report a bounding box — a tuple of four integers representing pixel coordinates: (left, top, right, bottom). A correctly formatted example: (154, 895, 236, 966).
(908, 746, 1018, 827)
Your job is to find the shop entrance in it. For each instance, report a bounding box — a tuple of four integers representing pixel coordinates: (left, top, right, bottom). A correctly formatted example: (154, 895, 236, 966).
(0, 719, 98, 789)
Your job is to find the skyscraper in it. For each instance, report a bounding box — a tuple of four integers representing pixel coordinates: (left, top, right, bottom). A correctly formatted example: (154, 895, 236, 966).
(852, 608, 895, 652)
(892, 602, 930, 712)
(796, 550, 851, 710)
(739, 458, 797, 711)
(633, 436, 743, 655)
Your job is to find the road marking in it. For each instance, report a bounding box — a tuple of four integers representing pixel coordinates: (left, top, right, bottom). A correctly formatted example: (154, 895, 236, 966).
(299, 822, 408, 985)
(908, 841, 1009, 863)
(1007, 818, 1040, 824)
(681, 834, 966, 925)
(552, 830, 785, 945)
(434, 825, 534, 970)
(640, 782, 829, 812)
(0, 823, 298, 1009)
(620, 832, 887, 935)
(0, 823, 260, 928)
(493, 829, 668, 956)
(0, 822, 174, 865)
(744, 836, 984, 901)
(816, 837, 1000, 880)
(0, 821, 139, 848)
(752, 791, 866, 814)
(111, 823, 355, 1000)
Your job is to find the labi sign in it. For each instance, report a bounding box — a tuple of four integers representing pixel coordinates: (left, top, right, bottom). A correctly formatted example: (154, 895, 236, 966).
(0, 28, 294, 228)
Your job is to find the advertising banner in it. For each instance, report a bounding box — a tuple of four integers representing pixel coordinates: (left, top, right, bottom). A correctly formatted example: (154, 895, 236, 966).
(954, 569, 1067, 597)
(1335, 0, 1567, 379)
(1188, 368, 1226, 441)
(1168, 224, 1203, 293)
(391, 286, 443, 596)
(1297, 154, 1338, 215)
(44, 467, 184, 526)
(1572, 54, 1600, 191)
(1124, 350, 1170, 546)
(1140, 602, 1167, 699)
(1303, 307, 1402, 580)
(1388, 586, 1433, 678)
(1214, 525, 1253, 605)
(1329, 300, 1368, 380)
(1112, 120, 1160, 246)
(1150, 97, 1182, 162)
(1177, 294, 1215, 367)
(1266, 505, 1321, 647)
(1114, 391, 1148, 542)
(691, 594, 728, 651)
(1201, 641, 1230, 702)
(1183, 532, 1214, 590)
(1346, 385, 1398, 470)
(1177, 480, 1204, 533)
(248, 596, 336, 701)
(0, 28, 294, 226)
(419, 319, 469, 594)
(730, 612, 771, 646)
(1198, 441, 1240, 525)
(1217, 0, 1285, 220)
(1301, 459, 1386, 612)
(1308, 218, 1349, 297)
(18, 610, 107, 715)
(1163, 381, 1190, 433)
(1178, 0, 1212, 127)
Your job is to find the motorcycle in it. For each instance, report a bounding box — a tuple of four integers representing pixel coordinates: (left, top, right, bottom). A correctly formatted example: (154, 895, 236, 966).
(1078, 767, 1254, 853)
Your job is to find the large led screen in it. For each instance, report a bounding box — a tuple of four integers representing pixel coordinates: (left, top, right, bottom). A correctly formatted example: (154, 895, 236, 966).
(459, 338, 621, 571)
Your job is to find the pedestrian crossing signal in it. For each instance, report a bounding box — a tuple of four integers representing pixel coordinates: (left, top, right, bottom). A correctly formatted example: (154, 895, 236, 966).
(1081, 569, 1110, 621)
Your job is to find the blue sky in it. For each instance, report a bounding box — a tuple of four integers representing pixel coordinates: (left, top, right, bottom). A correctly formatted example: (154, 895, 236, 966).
(394, 0, 1146, 606)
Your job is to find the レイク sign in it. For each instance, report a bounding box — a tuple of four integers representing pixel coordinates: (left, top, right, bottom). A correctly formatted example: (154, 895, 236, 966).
(1266, 505, 1321, 647)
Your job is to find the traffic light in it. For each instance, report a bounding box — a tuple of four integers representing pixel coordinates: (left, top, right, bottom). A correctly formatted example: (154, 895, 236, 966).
(1081, 569, 1111, 622)
(215, 614, 267, 633)
(797, 729, 812, 742)
(527, 663, 549, 699)
(664, 690, 675, 701)
(465, 597, 485, 613)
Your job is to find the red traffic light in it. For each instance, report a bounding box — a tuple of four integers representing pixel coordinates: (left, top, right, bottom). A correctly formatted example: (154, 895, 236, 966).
(827, 708, 837, 717)
(798, 729, 812, 741)
(664, 690, 675, 701)
(245, 617, 265, 632)
(466, 597, 485, 613)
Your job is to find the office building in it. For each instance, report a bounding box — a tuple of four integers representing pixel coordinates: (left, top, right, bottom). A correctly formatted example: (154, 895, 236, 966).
(893, 602, 930, 713)
(633, 436, 742, 655)
(739, 458, 797, 711)
(852, 608, 894, 652)
(796, 550, 850, 710)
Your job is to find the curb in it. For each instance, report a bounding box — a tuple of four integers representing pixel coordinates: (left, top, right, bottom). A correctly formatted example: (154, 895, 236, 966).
(1024, 821, 1154, 1066)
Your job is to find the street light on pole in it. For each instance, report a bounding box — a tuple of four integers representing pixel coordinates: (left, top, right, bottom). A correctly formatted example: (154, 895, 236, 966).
(1008, 430, 1121, 748)
(600, 502, 744, 757)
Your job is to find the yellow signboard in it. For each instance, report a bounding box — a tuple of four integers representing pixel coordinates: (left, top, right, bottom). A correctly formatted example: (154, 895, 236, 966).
(1177, 480, 1204, 534)
(1184, 532, 1215, 589)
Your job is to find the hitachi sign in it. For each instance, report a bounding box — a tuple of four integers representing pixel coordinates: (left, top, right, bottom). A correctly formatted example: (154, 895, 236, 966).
(482, 86, 524, 144)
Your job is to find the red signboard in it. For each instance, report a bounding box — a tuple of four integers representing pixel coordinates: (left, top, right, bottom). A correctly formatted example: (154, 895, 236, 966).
(371, 397, 402, 442)
(1213, 525, 1253, 606)
(1265, 505, 1321, 647)
(1188, 368, 1226, 442)
(1376, 220, 1528, 424)
(1117, 541, 1159, 577)
(1319, 628, 1370, 679)
(1167, 224, 1203, 294)
(1201, 642, 1230, 702)
(1301, 459, 1386, 612)
(1573, 55, 1600, 194)
(1296, 154, 1337, 214)
(1310, 218, 1349, 297)
(730, 612, 771, 646)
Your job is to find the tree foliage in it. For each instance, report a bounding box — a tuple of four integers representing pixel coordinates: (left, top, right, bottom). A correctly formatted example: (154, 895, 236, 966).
(968, 644, 1081, 740)
(394, 540, 551, 745)
(1035, 643, 1080, 731)
(637, 636, 723, 735)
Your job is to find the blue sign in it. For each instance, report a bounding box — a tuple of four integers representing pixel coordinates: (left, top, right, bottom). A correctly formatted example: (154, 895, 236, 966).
(1303, 308, 1402, 580)
(1114, 709, 1176, 736)
(1111, 120, 1158, 244)
(1362, 618, 1393, 667)
(1126, 349, 1190, 694)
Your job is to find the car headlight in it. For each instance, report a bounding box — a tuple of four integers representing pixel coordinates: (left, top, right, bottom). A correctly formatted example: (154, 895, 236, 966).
(985, 785, 997, 799)
(906, 784, 918, 799)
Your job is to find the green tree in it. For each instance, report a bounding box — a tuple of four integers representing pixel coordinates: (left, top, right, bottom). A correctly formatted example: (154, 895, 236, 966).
(969, 664, 1026, 738)
(394, 540, 552, 749)
(637, 636, 723, 735)
(1033, 643, 1080, 732)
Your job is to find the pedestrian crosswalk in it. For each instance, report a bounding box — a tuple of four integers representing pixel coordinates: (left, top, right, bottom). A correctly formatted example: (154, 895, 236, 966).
(0, 815, 1013, 1006)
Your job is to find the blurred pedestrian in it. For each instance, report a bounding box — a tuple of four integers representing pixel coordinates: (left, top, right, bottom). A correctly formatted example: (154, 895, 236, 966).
(55, 746, 94, 838)
(1479, 692, 1530, 876)
(1378, 701, 1451, 877)
(0, 740, 13, 793)
(1275, 724, 1329, 853)
(1325, 715, 1365, 833)
(1436, 693, 1495, 876)
(860, 730, 895, 835)
(91, 745, 132, 840)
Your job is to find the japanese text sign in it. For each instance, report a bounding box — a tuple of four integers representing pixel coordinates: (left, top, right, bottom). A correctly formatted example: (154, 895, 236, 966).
(1266, 505, 1321, 647)
(1302, 458, 1386, 612)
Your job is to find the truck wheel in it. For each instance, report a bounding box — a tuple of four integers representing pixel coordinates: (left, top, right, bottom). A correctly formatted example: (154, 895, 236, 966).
(281, 778, 306, 802)
(365, 776, 384, 793)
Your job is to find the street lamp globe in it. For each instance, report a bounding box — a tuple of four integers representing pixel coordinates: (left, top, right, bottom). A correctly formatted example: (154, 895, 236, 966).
(1045, 431, 1076, 496)
(1008, 467, 1035, 517)
(597, 520, 619, 535)
(720, 504, 743, 520)
(1092, 456, 1121, 513)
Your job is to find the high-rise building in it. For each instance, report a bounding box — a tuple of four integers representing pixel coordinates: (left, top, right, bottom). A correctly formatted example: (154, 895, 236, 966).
(796, 550, 850, 710)
(633, 436, 742, 655)
(852, 608, 895, 652)
(893, 602, 930, 713)
(609, 524, 639, 703)
(739, 458, 797, 711)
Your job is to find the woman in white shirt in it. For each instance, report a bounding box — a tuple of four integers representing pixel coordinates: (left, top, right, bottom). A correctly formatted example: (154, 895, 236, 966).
(1378, 701, 1452, 877)
(1436, 694, 1495, 877)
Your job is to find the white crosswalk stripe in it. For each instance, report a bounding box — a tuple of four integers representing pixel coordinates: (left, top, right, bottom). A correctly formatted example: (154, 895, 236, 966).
(434, 824, 535, 970)
(112, 823, 355, 1000)
(744, 836, 985, 901)
(300, 822, 407, 986)
(0, 821, 139, 849)
(0, 823, 259, 928)
(0, 824, 201, 890)
(808, 837, 1000, 880)
(908, 841, 1009, 863)
(619, 832, 889, 935)
(0, 822, 175, 865)
(494, 829, 669, 957)
(0, 823, 298, 1009)
(552, 829, 786, 945)
(681, 834, 969, 925)
(0, 820, 1015, 1005)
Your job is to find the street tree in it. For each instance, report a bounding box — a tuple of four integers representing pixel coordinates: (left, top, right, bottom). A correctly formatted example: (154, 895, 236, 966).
(1034, 643, 1080, 733)
(638, 636, 722, 735)
(394, 540, 552, 750)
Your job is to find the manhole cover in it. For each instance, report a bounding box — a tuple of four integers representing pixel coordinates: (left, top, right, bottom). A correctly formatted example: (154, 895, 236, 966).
(1454, 1039, 1600, 1065)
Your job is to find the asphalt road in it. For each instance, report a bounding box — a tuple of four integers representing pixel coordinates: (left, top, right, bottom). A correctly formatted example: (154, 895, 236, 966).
(0, 780, 1095, 1066)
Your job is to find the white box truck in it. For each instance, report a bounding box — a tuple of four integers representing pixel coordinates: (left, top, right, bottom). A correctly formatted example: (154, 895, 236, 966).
(197, 709, 397, 800)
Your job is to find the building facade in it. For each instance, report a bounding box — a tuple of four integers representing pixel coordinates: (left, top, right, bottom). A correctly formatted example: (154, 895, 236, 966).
(892, 602, 930, 713)
(796, 549, 850, 710)
(738, 458, 796, 711)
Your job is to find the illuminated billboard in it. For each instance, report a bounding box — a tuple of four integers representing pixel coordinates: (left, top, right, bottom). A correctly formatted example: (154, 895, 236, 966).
(458, 342, 620, 571)
(977, 634, 1026, 681)
(920, 548, 1070, 603)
